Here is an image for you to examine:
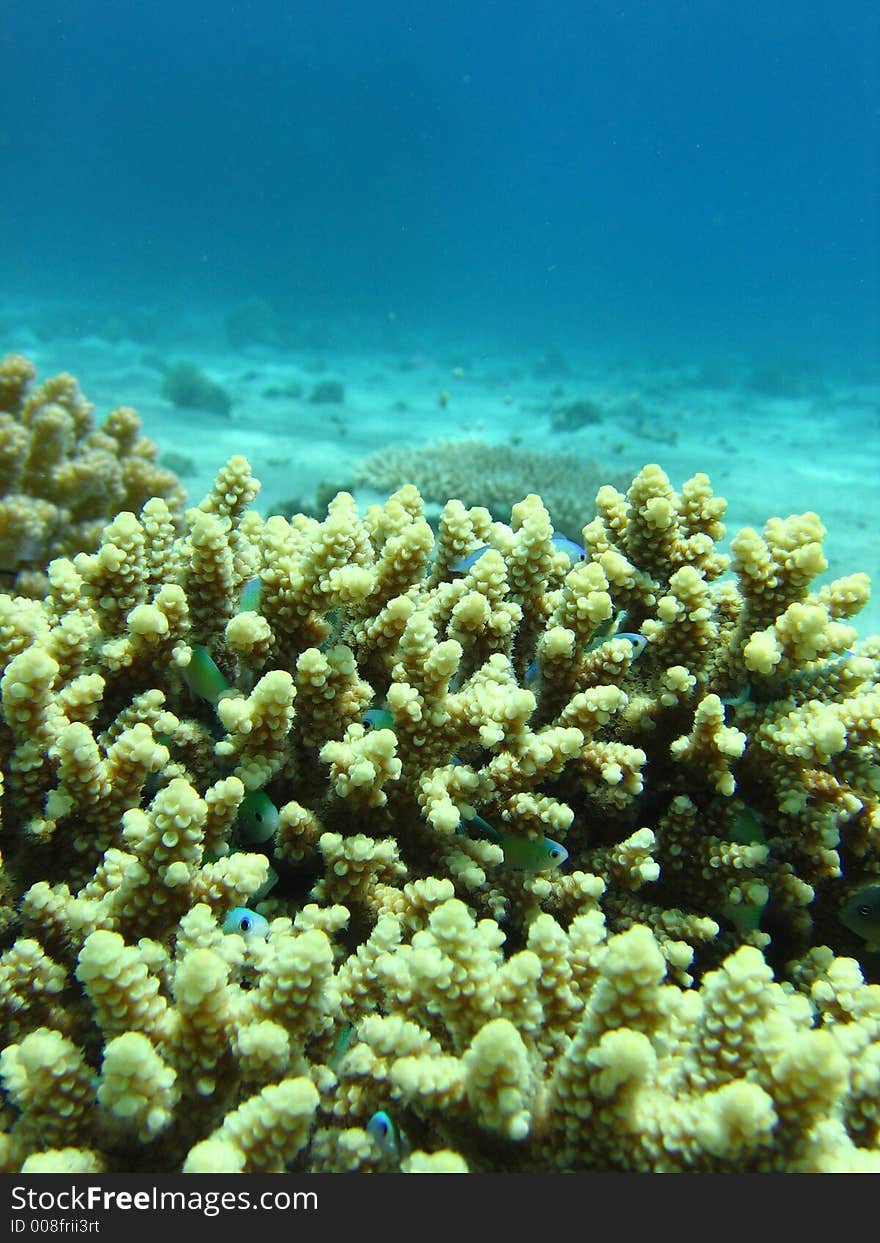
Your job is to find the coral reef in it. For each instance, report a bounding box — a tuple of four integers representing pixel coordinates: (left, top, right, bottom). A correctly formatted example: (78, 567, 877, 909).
(1, 359, 879, 1173)
(351, 438, 631, 536)
(0, 354, 186, 598)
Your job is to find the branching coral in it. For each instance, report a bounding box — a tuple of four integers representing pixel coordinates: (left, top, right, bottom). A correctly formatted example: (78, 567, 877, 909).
(0, 355, 186, 598)
(0, 360, 878, 1173)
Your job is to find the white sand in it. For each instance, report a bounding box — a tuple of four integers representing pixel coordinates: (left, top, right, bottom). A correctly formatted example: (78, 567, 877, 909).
(6, 311, 879, 640)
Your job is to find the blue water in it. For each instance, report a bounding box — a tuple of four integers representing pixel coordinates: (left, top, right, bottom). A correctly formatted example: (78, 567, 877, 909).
(1, 0, 877, 363)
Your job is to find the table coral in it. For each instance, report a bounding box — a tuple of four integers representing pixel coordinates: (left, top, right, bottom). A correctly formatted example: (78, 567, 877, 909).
(350, 438, 631, 537)
(0, 361, 879, 1173)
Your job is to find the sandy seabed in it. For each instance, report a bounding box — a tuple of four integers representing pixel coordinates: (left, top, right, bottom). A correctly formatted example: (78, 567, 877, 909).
(4, 304, 878, 640)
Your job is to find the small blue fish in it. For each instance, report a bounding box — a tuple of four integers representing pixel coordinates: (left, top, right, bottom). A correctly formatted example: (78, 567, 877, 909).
(363, 707, 395, 731)
(614, 632, 648, 660)
(550, 534, 586, 564)
(236, 789, 279, 844)
(366, 1110, 402, 1163)
(449, 545, 492, 574)
(525, 621, 645, 686)
(222, 907, 270, 938)
(238, 576, 262, 612)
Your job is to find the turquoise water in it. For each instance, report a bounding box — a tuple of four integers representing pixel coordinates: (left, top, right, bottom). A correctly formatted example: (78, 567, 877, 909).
(1, 1, 876, 360)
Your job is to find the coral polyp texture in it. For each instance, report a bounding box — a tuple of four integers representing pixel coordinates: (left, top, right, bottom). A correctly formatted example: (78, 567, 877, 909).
(1, 359, 880, 1173)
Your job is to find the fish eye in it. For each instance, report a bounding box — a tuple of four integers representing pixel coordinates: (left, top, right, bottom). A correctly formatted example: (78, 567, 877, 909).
(374, 1118, 389, 1135)
(254, 810, 262, 821)
(240, 916, 251, 932)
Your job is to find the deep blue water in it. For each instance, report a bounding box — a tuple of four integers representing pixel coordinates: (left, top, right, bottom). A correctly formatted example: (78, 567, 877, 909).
(1, 0, 877, 362)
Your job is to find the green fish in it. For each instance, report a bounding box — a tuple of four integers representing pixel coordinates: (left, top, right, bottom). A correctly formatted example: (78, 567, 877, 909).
(587, 616, 616, 646)
(328, 1023, 356, 1073)
(497, 833, 569, 872)
(236, 789, 279, 844)
(238, 576, 262, 612)
(840, 884, 880, 951)
(730, 806, 765, 844)
(720, 895, 766, 935)
(182, 645, 230, 706)
(463, 812, 569, 873)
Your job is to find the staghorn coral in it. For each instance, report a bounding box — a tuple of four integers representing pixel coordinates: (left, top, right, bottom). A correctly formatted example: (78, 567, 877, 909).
(0, 366, 879, 1172)
(0, 355, 186, 597)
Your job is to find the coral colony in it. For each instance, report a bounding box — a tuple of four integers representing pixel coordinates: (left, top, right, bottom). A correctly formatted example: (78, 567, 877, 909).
(0, 355, 879, 1173)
